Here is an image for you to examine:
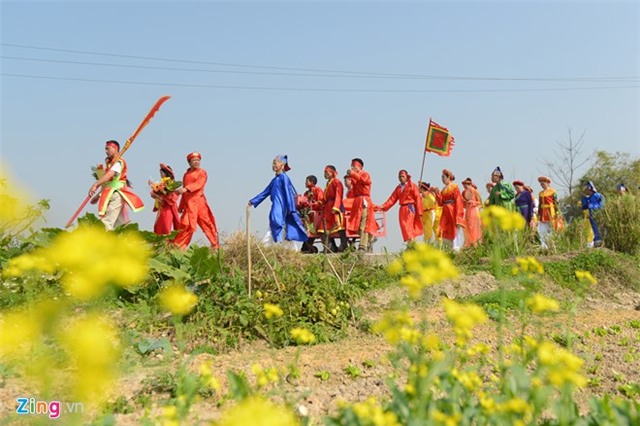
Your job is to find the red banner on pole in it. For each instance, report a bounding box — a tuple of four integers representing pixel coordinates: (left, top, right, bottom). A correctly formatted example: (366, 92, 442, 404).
(424, 119, 455, 157)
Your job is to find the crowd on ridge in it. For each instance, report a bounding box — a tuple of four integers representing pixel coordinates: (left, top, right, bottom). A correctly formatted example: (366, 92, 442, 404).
(88, 140, 619, 253)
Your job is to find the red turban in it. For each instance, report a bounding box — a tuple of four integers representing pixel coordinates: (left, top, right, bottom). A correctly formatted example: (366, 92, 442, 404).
(538, 176, 551, 184)
(187, 152, 202, 162)
(442, 169, 455, 181)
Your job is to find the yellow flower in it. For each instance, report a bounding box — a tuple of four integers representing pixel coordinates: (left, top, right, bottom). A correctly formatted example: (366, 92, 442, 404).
(0, 165, 34, 227)
(290, 327, 316, 344)
(536, 341, 586, 388)
(373, 311, 414, 345)
(481, 205, 526, 232)
(442, 299, 488, 345)
(392, 243, 458, 299)
(59, 314, 121, 404)
(158, 282, 199, 316)
(215, 396, 297, 426)
(0, 307, 44, 359)
(263, 303, 284, 319)
(5, 225, 151, 300)
(575, 270, 597, 285)
(514, 256, 544, 275)
(526, 293, 560, 313)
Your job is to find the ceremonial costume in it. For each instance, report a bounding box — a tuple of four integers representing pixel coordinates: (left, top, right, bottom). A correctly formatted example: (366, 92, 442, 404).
(513, 180, 535, 225)
(249, 155, 308, 244)
(95, 141, 144, 230)
(488, 167, 515, 211)
(174, 152, 219, 250)
(461, 178, 483, 247)
(380, 170, 423, 242)
(420, 183, 437, 242)
(347, 159, 378, 251)
(536, 176, 560, 249)
(581, 181, 605, 247)
(150, 163, 180, 235)
(439, 169, 465, 251)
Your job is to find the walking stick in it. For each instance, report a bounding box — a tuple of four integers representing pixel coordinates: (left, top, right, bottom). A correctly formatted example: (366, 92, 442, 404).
(64, 95, 171, 228)
(246, 204, 252, 297)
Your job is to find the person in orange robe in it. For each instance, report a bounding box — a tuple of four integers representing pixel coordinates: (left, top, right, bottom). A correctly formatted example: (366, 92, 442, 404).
(377, 170, 423, 243)
(149, 163, 181, 235)
(461, 177, 483, 248)
(173, 152, 219, 250)
(319, 165, 348, 252)
(438, 169, 465, 251)
(346, 158, 378, 251)
(89, 140, 145, 230)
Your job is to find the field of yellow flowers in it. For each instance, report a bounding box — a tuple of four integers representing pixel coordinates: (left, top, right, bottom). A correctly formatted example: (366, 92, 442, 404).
(1, 172, 639, 425)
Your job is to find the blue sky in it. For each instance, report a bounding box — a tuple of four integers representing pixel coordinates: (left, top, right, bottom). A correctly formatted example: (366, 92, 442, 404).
(1, 1, 638, 252)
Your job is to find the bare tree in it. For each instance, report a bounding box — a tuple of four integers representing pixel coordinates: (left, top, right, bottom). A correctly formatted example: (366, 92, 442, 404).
(539, 128, 590, 198)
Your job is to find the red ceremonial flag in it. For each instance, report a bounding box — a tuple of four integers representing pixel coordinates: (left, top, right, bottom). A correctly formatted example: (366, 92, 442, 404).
(424, 119, 455, 157)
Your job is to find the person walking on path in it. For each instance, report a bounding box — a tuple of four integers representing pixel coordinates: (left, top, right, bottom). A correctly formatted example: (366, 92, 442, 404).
(173, 152, 219, 250)
(377, 170, 423, 243)
(248, 154, 308, 246)
(89, 140, 144, 230)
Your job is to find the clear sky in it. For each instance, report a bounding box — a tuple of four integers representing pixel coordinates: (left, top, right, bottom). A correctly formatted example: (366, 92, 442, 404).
(2, 1, 639, 252)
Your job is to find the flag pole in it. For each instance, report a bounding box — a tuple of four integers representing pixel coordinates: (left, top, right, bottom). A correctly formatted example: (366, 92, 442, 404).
(418, 118, 431, 185)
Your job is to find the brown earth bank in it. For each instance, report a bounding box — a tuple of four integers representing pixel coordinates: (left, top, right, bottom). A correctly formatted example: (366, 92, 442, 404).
(1, 260, 639, 425)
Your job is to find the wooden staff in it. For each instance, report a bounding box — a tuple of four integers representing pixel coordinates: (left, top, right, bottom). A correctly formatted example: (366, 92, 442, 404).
(246, 204, 252, 297)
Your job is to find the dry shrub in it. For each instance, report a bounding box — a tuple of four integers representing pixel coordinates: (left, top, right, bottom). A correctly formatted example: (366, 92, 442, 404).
(223, 231, 309, 279)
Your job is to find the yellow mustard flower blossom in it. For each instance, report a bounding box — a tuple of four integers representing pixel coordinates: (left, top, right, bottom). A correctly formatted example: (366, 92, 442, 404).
(392, 243, 458, 299)
(0, 308, 43, 359)
(215, 396, 297, 426)
(442, 299, 488, 345)
(373, 311, 414, 345)
(158, 282, 199, 316)
(4, 225, 151, 299)
(263, 303, 284, 319)
(481, 205, 526, 232)
(432, 410, 462, 426)
(351, 397, 401, 426)
(526, 293, 560, 313)
(59, 314, 121, 404)
(0, 165, 34, 226)
(514, 256, 544, 275)
(537, 341, 587, 388)
(575, 270, 597, 285)
(290, 327, 316, 344)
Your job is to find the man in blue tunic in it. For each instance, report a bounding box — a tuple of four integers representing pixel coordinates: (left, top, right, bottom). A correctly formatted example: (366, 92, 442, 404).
(248, 155, 308, 245)
(581, 181, 605, 248)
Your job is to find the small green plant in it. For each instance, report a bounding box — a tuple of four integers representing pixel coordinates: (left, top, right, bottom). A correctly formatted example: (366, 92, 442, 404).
(344, 365, 362, 379)
(314, 370, 331, 381)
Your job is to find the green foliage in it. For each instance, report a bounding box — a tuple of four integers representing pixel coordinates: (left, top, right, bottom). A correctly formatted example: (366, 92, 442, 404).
(544, 250, 619, 294)
(600, 194, 640, 255)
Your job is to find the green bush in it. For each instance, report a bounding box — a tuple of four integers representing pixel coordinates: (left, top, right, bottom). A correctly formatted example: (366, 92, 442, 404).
(600, 195, 640, 255)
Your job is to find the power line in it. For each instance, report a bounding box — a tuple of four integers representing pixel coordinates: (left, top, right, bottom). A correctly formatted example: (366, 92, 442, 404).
(2, 72, 638, 93)
(2, 42, 638, 83)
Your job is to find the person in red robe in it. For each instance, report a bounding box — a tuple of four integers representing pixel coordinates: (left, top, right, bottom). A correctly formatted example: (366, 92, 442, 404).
(89, 140, 144, 230)
(299, 175, 324, 253)
(173, 152, 219, 250)
(346, 158, 378, 252)
(438, 169, 465, 251)
(461, 177, 483, 247)
(319, 165, 348, 252)
(377, 170, 423, 243)
(149, 163, 181, 235)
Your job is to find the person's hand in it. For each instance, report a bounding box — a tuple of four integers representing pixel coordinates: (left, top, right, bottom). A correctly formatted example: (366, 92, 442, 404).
(247, 201, 253, 207)
(88, 184, 99, 197)
(89, 194, 99, 205)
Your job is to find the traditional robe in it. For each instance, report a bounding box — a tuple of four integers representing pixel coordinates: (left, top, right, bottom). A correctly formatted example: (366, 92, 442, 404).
(174, 167, 219, 249)
(381, 181, 423, 242)
(438, 183, 464, 241)
(346, 170, 378, 235)
(152, 191, 180, 235)
(515, 190, 535, 225)
(421, 192, 437, 241)
(538, 187, 561, 229)
(488, 181, 516, 211)
(97, 158, 144, 216)
(462, 187, 483, 247)
(250, 173, 308, 242)
(320, 177, 345, 234)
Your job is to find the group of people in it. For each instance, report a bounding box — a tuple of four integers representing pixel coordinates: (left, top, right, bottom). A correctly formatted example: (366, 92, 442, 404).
(89, 141, 219, 251)
(88, 141, 608, 252)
